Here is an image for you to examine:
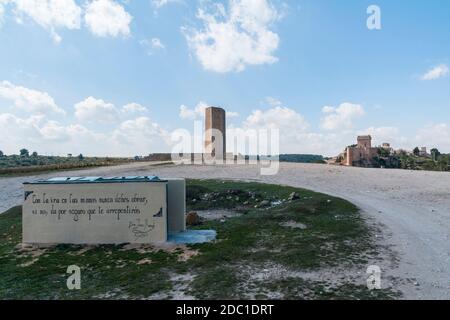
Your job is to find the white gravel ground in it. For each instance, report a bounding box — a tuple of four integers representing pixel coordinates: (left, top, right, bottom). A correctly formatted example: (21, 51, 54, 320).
(1, 161, 449, 299)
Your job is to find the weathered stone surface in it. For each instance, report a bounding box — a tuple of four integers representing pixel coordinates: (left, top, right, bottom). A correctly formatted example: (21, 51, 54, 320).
(186, 211, 201, 226)
(260, 200, 270, 207)
(167, 178, 186, 233)
(288, 192, 300, 201)
(280, 221, 307, 230)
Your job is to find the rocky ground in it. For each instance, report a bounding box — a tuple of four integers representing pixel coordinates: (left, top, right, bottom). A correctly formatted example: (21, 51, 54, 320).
(0, 161, 449, 299)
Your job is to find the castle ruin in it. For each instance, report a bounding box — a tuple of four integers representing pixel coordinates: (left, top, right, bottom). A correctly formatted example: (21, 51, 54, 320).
(342, 135, 379, 167)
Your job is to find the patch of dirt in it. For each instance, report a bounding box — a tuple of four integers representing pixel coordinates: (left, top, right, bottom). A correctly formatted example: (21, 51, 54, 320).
(279, 221, 307, 230)
(15, 244, 49, 267)
(120, 243, 200, 263)
(115, 260, 127, 268)
(197, 209, 241, 221)
(236, 262, 367, 299)
(147, 273, 196, 300)
(94, 288, 129, 299)
(69, 245, 96, 256)
(137, 258, 152, 265)
(248, 246, 282, 254)
(177, 248, 199, 262)
(120, 243, 178, 254)
(19, 258, 40, 267)
(237, 221, 403, 299)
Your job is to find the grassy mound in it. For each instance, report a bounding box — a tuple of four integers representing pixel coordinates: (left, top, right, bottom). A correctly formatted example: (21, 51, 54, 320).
(0, 180, 399, 300)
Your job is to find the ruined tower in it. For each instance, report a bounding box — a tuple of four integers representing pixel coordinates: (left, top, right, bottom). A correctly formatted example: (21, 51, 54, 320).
(204, 106, 226, 160)
(343, 135, 379, 167)
(357, 135, 372, 148)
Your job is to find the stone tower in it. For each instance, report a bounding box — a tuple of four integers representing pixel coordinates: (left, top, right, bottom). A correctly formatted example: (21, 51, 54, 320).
(204, 106, 226, 160)
(357, 135, 372, 148)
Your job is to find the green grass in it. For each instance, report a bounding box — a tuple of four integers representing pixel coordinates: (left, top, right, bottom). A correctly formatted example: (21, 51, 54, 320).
(0, 180, 400, 300)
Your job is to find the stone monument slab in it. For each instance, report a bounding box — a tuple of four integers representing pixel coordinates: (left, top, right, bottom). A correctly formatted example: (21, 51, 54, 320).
(23, 176, 168, 245)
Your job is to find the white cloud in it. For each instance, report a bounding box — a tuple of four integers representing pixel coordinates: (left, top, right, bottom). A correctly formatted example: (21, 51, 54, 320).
(180, 102, 238, 120)
(0, 3, 5, 27)
(38, 120, 104, 145)
(75, 98, 150, 123)
(244, 106, 309, 132)
(2, 97, 449, 157)
(1, 0, 133, 40)
(151, 0, 178, 10)
(421, 64, 449, 81)
(0, 113, 45, 152)
(139, 37, 165, 55)
(151, 37, 165, 49)
(265, 96, 283, 107)
(116, 117, 162, 135)
(122, 102, 148, 114)
(179, 102, 208, 120)
(150, 0, 183, 15)
(184, 0, 282, 73)
(237, 114, 450, 156)
(0, 112, 42, 132)
(321, 103, 365, 131)
(358, 126, 399, 140)
(0, 114, 94, 154)
(84, 0, 132, 38)
(227, 101, 311, 155)
(0, 81, 65, 114)
(226, 100, 391, 156)
(227, 111, 239, 118)
(112, 116, 169, 148)
(38, 120, 71, 142)
(414, 123, 450, 151)
(0, 112, 171, 156)
(285, 132, 347, 156)
(357, 126, 407, 147)
(74, 96, 119, 122)
(8, 0, 82, 43)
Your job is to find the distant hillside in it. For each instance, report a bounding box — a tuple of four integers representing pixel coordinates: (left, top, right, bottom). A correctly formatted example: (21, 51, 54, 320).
(279, 154, 325, 164)
(0, 151, 131, 176)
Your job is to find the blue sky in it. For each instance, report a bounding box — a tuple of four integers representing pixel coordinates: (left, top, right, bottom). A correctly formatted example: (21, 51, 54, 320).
(0, 0, 449, 156)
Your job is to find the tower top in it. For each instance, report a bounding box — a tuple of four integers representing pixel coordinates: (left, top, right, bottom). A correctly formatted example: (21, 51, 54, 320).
(206, 106, 225, 112)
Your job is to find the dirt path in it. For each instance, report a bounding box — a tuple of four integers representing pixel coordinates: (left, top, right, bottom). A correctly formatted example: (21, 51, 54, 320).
(1, 162, 448, 299)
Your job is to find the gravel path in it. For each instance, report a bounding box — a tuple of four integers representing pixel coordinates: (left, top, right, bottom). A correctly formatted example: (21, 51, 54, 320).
(1, 162, 449, 299)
